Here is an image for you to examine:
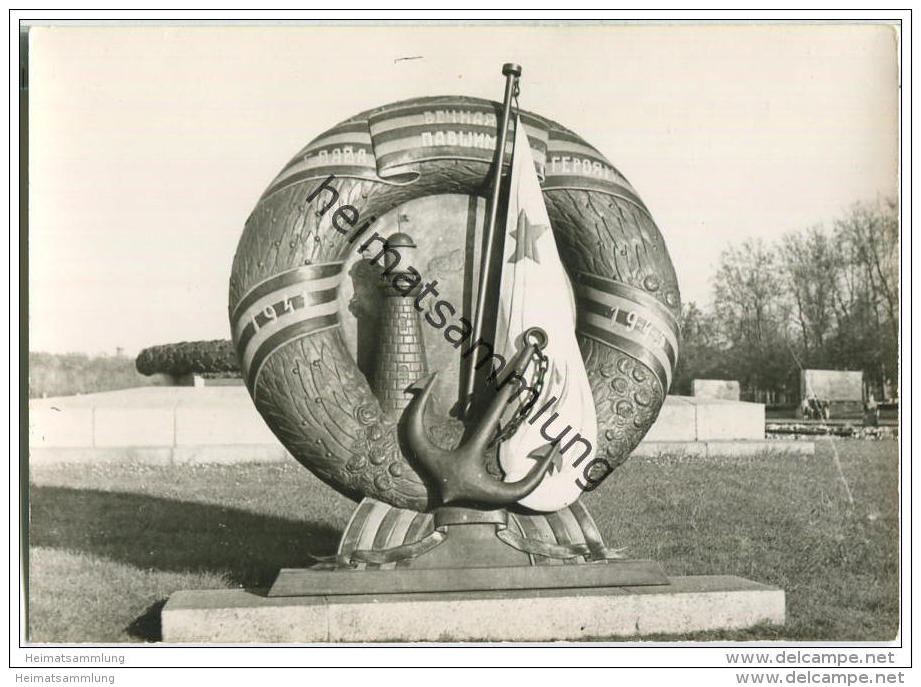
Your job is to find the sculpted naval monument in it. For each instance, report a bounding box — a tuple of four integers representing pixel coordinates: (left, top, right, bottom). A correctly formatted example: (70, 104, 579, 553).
(161, 64, 785, 641)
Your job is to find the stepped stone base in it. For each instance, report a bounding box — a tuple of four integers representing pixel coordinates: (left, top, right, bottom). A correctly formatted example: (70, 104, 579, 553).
(161, 575, 784, 643)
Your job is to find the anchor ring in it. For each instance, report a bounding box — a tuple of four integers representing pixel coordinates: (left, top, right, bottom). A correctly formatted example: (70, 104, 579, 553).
(523, 326, 548, 351)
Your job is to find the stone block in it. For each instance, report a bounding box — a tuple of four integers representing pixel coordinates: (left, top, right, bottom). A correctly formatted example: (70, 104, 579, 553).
(164, 590, 329, 643)
(801, 369, 863, 401)
(28, 405, 94, 448)
(175, 374, 206, 388)
(643, 396, 697, 442)
(161, 575, 785, 643)
(696, 400, 764, 441)
(270, 560, 668, 597)
(692, 379, 740, 401)
(93, 407, 175, 447)
(174, 404, 278, 446)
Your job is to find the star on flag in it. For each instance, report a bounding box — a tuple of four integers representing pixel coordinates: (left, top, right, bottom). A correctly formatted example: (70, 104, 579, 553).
(508, 209, 548, 264)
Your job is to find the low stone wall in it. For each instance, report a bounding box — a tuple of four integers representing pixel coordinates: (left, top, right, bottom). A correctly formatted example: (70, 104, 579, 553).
(29, 387, 276, 451)
(29, 387, 808, 465)
(643, 395, 764, 442)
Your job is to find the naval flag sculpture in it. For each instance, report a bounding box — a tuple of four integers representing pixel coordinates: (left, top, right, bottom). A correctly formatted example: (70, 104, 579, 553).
(228, 63, 681, 574)
(494, 115, 599, 513)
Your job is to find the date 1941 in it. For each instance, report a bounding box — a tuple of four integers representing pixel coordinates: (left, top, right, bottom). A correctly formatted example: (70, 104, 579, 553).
(609, 306, 668, 349)
(249, 293, 306, 331)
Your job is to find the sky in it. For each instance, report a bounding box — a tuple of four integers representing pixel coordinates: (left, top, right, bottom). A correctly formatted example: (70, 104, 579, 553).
(27, 22, 899, 355)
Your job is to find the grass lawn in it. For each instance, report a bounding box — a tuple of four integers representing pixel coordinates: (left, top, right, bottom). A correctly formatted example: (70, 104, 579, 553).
(26, 440, 900, 643)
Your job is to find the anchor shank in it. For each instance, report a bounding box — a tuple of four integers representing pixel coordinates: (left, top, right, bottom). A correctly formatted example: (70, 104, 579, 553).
(465, 338, 537, 451)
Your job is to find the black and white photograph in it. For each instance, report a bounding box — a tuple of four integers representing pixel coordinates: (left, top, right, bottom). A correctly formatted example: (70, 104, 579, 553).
(12, 12, 909, 683)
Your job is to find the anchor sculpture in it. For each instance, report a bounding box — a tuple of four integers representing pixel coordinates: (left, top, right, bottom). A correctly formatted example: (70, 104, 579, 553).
(403, 328, 556, 508)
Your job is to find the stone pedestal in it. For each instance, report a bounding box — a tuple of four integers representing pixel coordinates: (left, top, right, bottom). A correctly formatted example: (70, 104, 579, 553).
(161, 575, 785, 642)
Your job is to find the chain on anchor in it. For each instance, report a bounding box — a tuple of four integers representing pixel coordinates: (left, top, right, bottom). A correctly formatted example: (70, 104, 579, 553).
(490, 335, 549, 448)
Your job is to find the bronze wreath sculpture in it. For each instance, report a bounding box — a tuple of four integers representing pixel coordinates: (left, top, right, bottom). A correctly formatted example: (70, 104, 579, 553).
(219, 95, 680, 512)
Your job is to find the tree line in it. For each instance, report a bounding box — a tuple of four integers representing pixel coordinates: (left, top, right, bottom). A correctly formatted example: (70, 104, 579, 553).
(29, 351, 152, 398)
(673, 199, 899, 404)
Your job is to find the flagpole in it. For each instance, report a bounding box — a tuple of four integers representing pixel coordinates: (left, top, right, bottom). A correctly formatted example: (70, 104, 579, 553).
(462, 62, 521, 416)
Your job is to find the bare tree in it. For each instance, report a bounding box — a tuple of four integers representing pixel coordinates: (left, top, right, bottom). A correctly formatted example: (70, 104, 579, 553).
(712, 239, 795, 395)
(780, 225, 839, 358)
(831, 199, 899, 395)
(672, 301, 725, 394)
(675, 200, 898, 402)
(834, 199, 899, 340)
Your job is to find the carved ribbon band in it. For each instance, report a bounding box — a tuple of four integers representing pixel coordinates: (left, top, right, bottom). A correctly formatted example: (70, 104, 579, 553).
(260, 98, 648, 209)
(230, 262, 345, 392)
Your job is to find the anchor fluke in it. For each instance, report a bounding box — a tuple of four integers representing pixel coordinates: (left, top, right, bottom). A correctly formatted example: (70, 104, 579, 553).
(407, 371, 438, 394)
